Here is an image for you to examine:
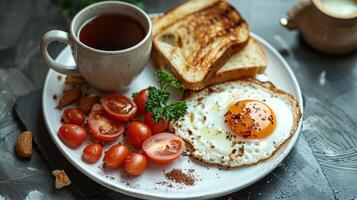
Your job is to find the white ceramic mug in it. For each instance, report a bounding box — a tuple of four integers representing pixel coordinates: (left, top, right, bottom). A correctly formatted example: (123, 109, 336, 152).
(41, 1, 152, 91)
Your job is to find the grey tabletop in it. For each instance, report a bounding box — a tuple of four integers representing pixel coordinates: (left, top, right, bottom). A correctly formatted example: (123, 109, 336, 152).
(0, 0, 356, 199)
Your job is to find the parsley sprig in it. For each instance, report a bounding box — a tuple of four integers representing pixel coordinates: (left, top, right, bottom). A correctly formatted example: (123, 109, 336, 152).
(146, 70, 187, 122)
(155, 70, 183, 90)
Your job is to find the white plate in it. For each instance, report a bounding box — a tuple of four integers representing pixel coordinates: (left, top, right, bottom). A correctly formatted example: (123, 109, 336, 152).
(42, 33, 303, 200)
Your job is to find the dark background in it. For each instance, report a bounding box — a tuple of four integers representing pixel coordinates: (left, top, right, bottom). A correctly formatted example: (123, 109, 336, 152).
(0, 0, 356, 199)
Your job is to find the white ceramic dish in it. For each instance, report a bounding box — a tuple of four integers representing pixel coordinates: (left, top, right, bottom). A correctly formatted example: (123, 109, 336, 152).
(42, 33, 303, 200)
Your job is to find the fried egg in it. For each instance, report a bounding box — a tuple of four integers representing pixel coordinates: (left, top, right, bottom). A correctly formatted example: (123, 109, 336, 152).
(170, 79, 302, 168)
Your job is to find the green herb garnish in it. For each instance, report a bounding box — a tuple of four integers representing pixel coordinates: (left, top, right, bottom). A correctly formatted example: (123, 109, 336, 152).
(131, 92, 138, 99)
(146, 87, 169, 110)
(146, 70, 187, 122)
(155, 70, 183, 90)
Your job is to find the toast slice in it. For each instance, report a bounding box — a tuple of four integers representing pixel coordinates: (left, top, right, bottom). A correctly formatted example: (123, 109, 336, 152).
(152, 0, 249, 90)
(207, 38, 268, 85)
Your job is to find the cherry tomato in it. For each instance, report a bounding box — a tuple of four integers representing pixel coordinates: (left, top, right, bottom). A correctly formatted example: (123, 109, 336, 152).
(82, 143, 103, 164)
(100, 94, 137, 121)
(134, 89, 149, 114)
(88, 110, 124, 142)
(58, 124, 87, 148)
(142, 132, 185, 164)
(62, 108, 85, 125)
(124, 153, 148, 176)
(144, 112, 169, 134)
(127, 121, 152, 148)
(104, 144, 129, 168)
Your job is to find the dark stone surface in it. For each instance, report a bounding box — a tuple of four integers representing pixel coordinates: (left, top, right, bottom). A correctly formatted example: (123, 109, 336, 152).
(0, 0, 356, 199)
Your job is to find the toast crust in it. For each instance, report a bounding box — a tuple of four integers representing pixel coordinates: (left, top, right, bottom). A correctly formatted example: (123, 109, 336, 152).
(208, 67, 261, 85)
(208, 38, 268, 85)
(152, 0, 221, 37)
(171, 78, 302, 168)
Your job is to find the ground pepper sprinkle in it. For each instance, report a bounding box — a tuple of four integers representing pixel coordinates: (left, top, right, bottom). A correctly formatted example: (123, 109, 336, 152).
(165, 169, 195, 186)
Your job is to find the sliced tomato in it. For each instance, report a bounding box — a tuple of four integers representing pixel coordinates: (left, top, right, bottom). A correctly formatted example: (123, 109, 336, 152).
(88, 110, 124, 142)
(100, 94, 137, 121)
(134, 89, 149, 114)
(142, 132, 185, 164)
(144, 112, 169, 134)
(91, 103, 104, 112)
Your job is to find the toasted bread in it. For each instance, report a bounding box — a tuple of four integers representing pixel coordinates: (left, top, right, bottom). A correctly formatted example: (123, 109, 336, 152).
(207, 38, 267, 85)
(152, 0, 250, 90)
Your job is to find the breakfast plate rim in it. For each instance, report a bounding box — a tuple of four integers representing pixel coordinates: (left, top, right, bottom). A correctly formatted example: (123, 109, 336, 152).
(42, 31, 303, 199)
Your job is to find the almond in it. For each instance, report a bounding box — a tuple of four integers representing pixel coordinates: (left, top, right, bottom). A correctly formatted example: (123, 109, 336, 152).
(78, 94, 99, 114)
(16, 131, 32, 158)
(58, 88, 81, 108)
(64, 75, 86, 85)
(52, 170, 71, 189)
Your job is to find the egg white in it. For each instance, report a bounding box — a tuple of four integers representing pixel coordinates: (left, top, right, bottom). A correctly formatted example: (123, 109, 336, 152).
(171, 80, 301, 168)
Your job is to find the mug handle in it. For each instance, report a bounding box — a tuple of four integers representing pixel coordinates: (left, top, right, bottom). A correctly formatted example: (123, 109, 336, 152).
(41, 30, 80, 75)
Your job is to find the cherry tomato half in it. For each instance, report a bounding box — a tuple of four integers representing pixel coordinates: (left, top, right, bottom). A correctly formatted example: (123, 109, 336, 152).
(104, 144, 129, 169)
(142, 132, 185, 164)
(124, 153, 148, 176)
(134, 89, 149, 114)
(144, 112, 169, 134)
(127, 121, 152, 148)
(82, 143, 103, 164)
(62, 108, 85, 125)
(58, 124, 87, 148)
(100, 94, 137, 122)
(88, 110, 124, 142)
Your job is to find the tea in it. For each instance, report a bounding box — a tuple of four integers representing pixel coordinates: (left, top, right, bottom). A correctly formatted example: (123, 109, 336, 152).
(79, 14, 146, 51)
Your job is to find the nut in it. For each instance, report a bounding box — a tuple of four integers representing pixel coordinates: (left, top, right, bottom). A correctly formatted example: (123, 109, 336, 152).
(52, 170, 71, 189)
(16, 131, 32, 158)
(78, 94, 99, 114)
(64, 75, 86, 85)
(58, 88, 81, 108)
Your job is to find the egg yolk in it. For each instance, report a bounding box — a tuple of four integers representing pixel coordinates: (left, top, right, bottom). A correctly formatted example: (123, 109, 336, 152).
(224, 99, 276, 139)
